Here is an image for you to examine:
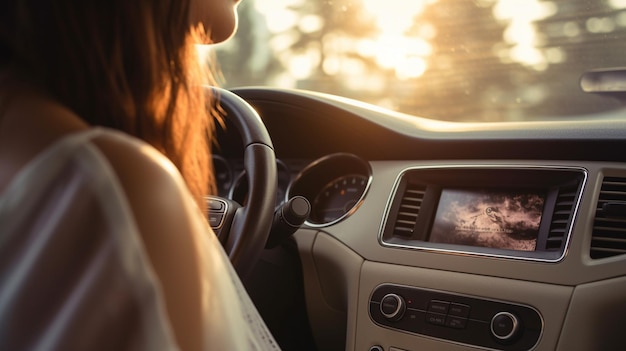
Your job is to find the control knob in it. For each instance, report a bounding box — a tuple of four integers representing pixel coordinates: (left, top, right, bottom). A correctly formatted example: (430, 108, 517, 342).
(380, 293, 406, 321)
(491, 312, 520, 342)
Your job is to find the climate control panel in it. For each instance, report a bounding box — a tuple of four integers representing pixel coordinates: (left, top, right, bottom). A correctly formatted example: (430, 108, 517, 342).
(369, 284, 542, 351)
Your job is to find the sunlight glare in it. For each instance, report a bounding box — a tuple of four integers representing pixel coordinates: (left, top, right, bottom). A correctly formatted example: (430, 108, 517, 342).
(195, 44, 213, 63)
(609, 0, 626, 8)
(396, 57, 427, 80)
(272, 72, 297, 89)
(586, 17, 617, 33)
(361, 0, 432, 79)
(286, 48, 320, 79)
(361, 0, 429, 36)
(343, 74, 387, 93)
(562, 21, 581, 37)
(254, 0, 302, 33)
(299, 14, 324, 33)
(253, 0, 435, 81)
(374, 37, 430, 69)
(322, 55, 340, 76)
(367, 36, 432, 79)
(270, 32, 299, 52)
(342, 58, 367, 76)
(494, 0, 557, 70)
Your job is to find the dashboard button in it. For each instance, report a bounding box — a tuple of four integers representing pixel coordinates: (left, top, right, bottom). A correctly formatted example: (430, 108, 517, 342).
(491, 312, 520, 341)
(449, 303, 470, 318)
(428, 300, 450, 314)
(426, 313, 446, 326)
(208, 213, 224, 228)
(207, 198, 225, 211)
(380, 294, 406, 321)
(445, 315, 468, 329)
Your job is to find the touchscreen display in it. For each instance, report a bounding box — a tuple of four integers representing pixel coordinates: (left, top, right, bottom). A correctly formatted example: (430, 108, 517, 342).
(429, 189, 545, 251)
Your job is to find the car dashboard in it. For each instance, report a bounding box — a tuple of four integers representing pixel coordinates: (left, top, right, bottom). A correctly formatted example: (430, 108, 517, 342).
(214, 87, 626, 351)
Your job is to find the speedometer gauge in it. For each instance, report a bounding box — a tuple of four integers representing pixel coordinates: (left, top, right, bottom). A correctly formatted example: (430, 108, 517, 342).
(288, 153, 372, 227)
(311, 175, 368, 223)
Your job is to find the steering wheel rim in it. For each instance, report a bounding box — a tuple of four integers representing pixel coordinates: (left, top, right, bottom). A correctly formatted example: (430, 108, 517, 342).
(209, 87, 277, 278)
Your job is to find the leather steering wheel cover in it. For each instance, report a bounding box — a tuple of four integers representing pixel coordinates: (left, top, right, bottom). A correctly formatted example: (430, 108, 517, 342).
(210, 87, 277, 278)
(215, 88, 274, 149)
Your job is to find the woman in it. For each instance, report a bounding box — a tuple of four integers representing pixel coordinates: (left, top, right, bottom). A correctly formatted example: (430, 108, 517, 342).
(0, 0, 278, 350)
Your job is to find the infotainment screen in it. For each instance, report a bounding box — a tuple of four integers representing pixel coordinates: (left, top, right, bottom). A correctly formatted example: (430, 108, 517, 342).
(429, 189, 546, 251)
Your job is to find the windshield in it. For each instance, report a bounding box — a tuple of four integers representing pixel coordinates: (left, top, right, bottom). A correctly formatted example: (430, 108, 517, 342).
(213, 0, 626, 122)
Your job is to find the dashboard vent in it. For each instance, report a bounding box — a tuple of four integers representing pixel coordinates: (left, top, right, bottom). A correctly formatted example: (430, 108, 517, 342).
(392, 183, 427, 238)
(546, 180, 581, 251)
(591, 177, 626, 259)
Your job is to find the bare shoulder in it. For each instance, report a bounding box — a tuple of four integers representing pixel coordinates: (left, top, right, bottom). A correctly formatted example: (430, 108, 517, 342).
(91, 131, 190, 212)
(92, 132, 204, 351)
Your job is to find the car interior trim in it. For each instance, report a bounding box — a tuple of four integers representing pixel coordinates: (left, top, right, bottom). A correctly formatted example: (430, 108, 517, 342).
(378, 164, 589, 263)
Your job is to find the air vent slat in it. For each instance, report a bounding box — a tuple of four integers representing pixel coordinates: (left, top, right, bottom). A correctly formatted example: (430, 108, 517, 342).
(591, 176, 626, 259)
(591, 248, 626, 255)
(600, 190, 626, 195)
(594, 217, 626, 225)
(545, 180, 582, 252)
(402, 199, 423, 204)
(551, 219, 569, 225)
(554, 210, 571, 215)
(598, 191, 626, 201)
(396, 219, 417, 226)
(592, 236, 626, 243)
(593, 226, 626, 233)
(556, 203, 575, 208)
(602, 182, 626, 187)
(404, 192, 424, 197)
(393, 228, 414, 237)
(391, 183, 427, 238)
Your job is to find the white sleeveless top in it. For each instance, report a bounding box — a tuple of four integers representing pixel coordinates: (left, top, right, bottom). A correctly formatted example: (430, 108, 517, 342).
(0, 128, 280, 350)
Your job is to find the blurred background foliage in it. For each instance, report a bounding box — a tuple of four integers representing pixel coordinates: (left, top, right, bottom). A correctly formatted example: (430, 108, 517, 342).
(214, 0, 626, 122)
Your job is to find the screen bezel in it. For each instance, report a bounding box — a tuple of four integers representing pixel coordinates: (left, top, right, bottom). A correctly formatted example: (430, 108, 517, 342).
(379, 166, 586, 262)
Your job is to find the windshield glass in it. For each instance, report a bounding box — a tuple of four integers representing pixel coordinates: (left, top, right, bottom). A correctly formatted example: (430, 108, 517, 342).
(213, 0, 626, 122)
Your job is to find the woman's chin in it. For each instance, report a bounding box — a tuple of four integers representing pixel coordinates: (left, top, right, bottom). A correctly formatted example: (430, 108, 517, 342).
(210, 20, 238, 44)
(189, 0, 240, 44)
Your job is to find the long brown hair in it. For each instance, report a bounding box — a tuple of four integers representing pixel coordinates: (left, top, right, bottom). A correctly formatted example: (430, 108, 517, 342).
(0, 0, 216, 209)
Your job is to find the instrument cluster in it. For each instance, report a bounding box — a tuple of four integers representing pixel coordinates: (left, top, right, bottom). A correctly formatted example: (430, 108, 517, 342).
(213, 153, 372, 227)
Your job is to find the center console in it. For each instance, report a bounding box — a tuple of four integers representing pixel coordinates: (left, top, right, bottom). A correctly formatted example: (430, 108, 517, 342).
(369, 284, 543, 351)
(356, 165, 586, 351)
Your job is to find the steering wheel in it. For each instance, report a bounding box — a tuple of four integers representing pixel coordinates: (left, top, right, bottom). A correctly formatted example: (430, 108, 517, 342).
(206, 87, 277, 279)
